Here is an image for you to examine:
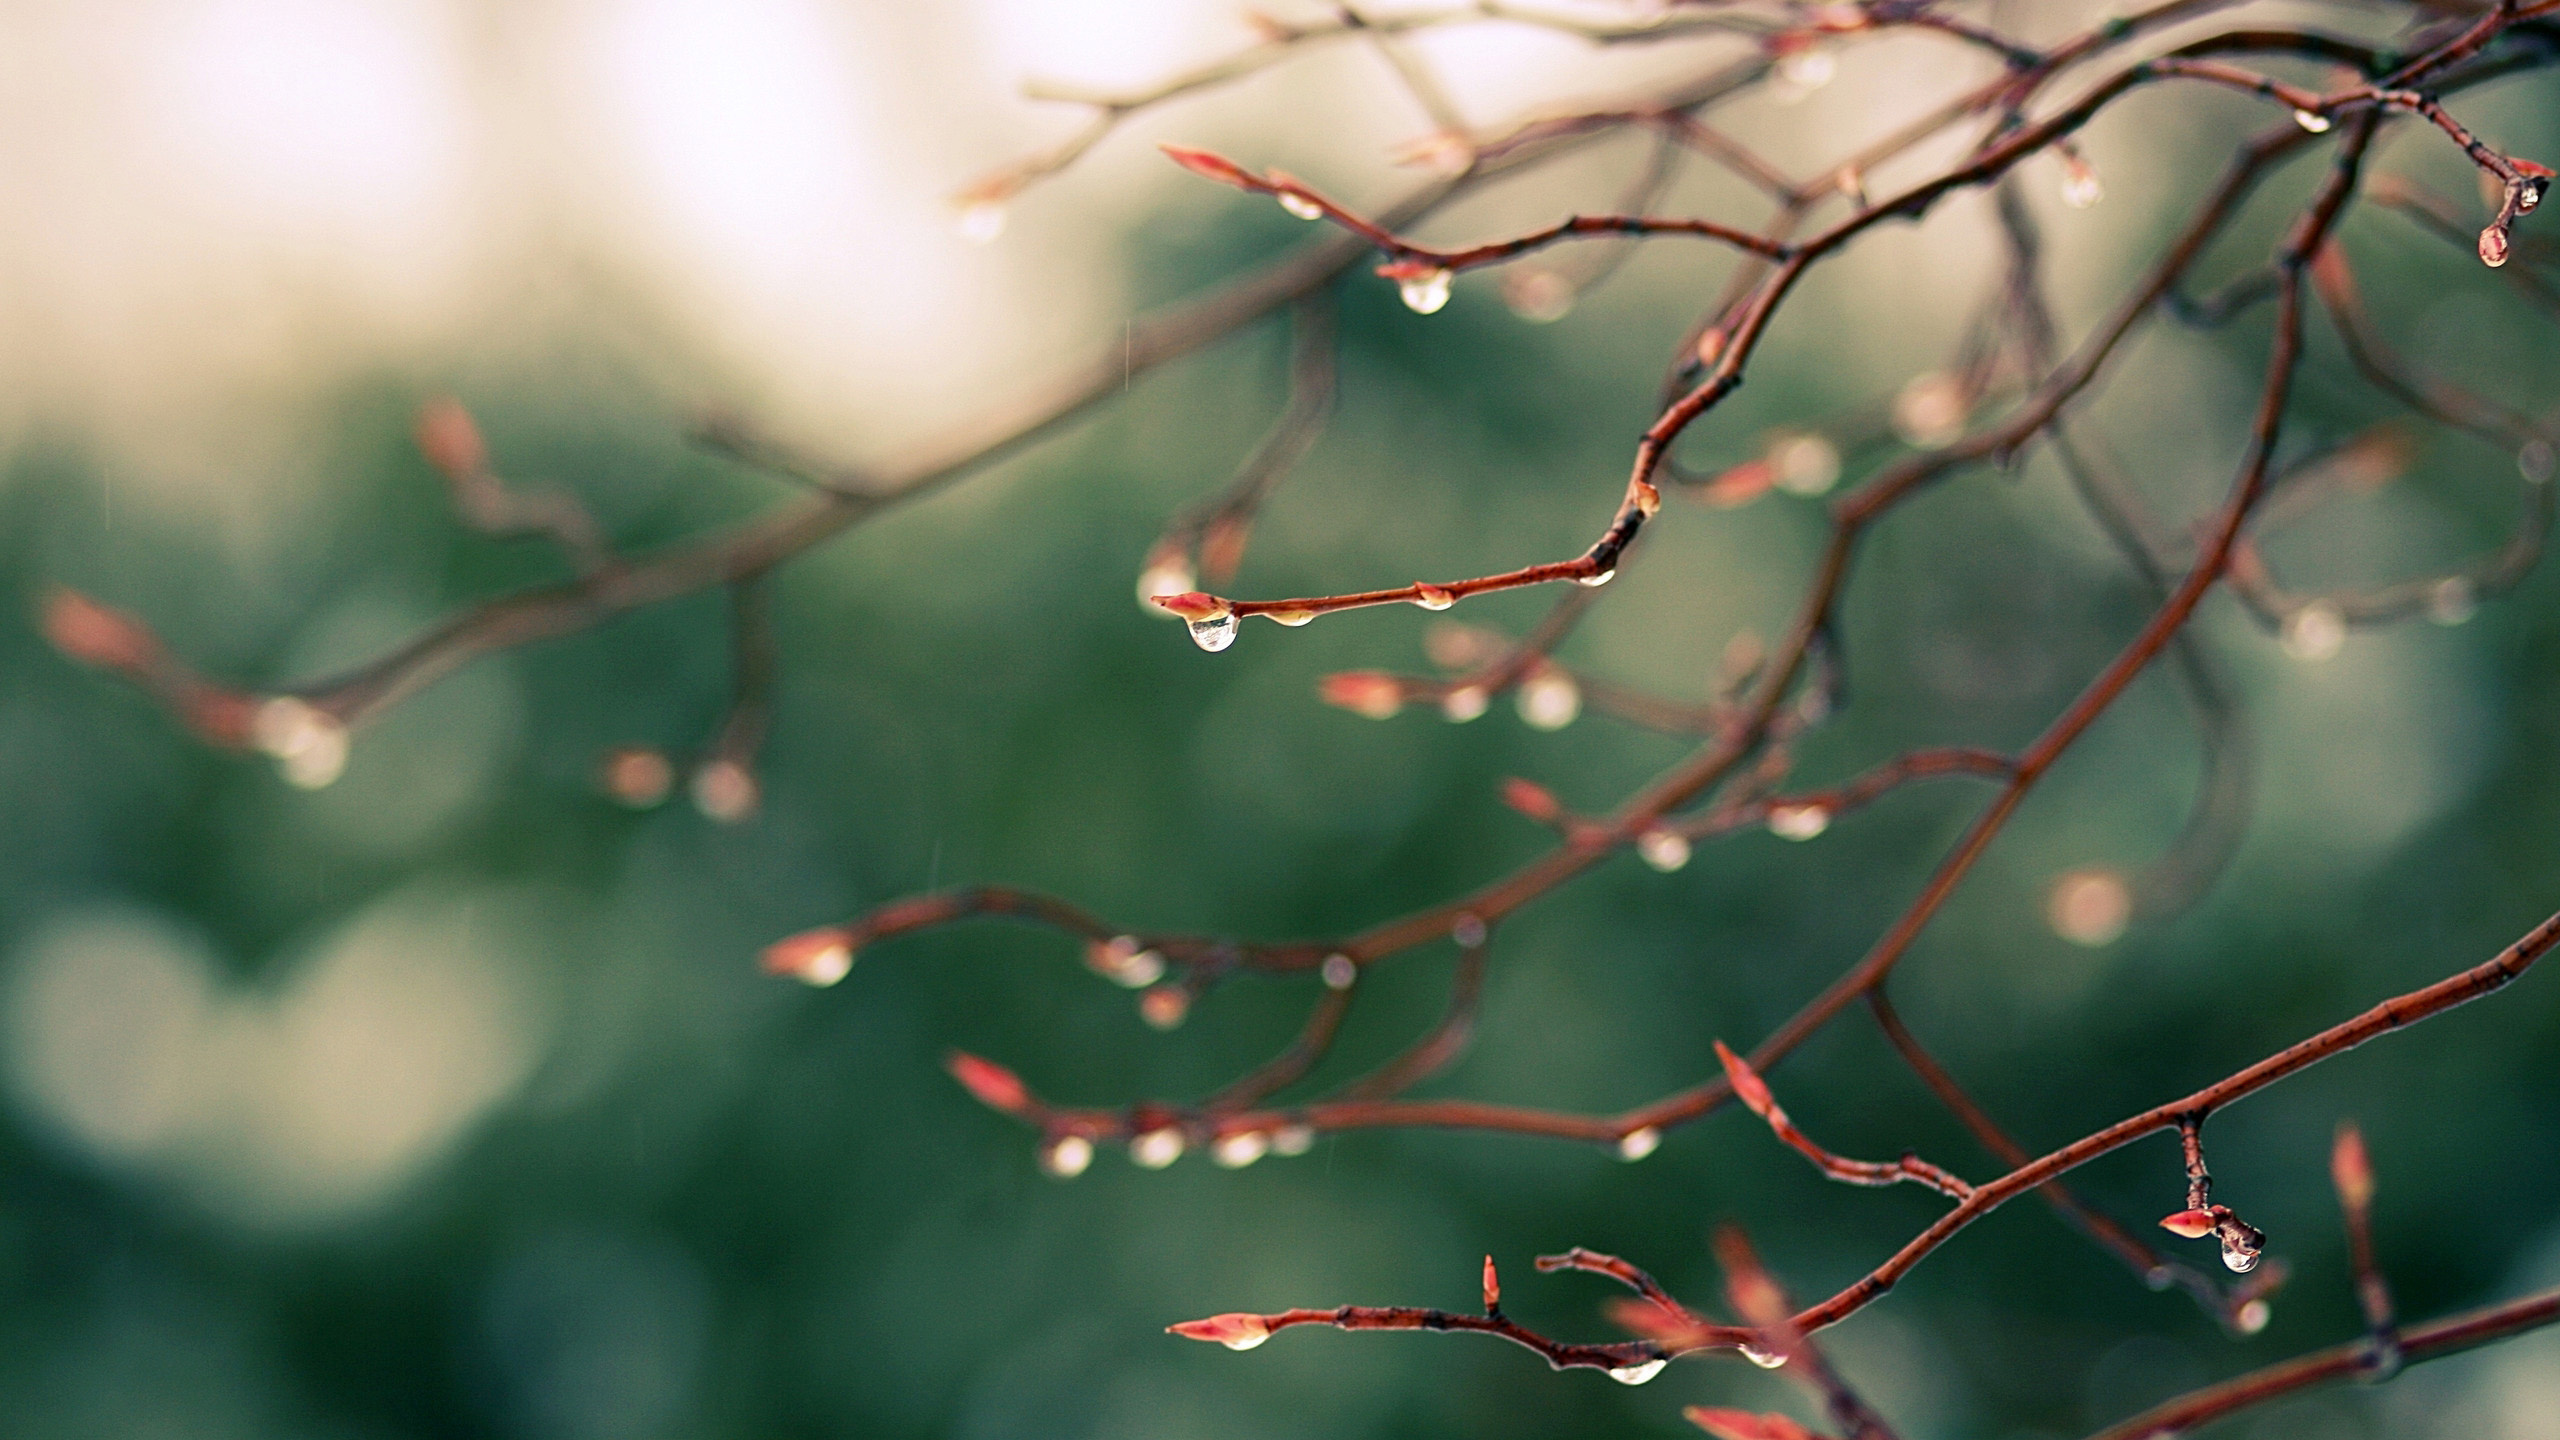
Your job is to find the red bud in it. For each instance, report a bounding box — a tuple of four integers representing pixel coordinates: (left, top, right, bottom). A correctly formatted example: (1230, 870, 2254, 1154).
(2159, 1208, 2218, 1240)
(945, 1050, 1031, 1114)
(1159, 144, 1254, 188)
(43, 588, 161, 671)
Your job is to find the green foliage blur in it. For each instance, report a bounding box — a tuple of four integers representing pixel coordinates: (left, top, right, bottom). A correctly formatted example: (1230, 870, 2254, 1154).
(5, 42, 2560, 1440)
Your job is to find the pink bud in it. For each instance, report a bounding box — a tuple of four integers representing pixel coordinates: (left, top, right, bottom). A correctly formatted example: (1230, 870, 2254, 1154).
(43, 588, 160, 671)
(1159, 144, 1254, 188)
(1167, 1312, 1272, 1350)
(2331, 1121, 2374, 1211)
(2159, 1208, 2219, 1240)
(1318, 670, 1404, 720)
(414, 398, 487, 478)
(763, 927, 856, 986)
(945, 1051, 1031, 1114)
(1502, 777, 1560, 823)
(1149, 590, 1227, 622)
(1715, 1040, 1778, 1122)
(1482, 1255, 1501, 1310)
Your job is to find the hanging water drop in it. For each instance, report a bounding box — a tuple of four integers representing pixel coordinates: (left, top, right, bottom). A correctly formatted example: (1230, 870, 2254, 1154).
(1041, 1133, 1094, 1178)
(1575, 565, 1617, 588)
(1398, 268, 1453, 315)
(1130, 1126, 1186, 1169)
(1279, 192, 1324, 220)
(2060, 155, 2104, 210)
(1768, 804, 1830, 841)
(2481, 224, 2512, 269)
(1267, 607, 1316, 627)
(253, 697, 349, 790)
(1271, 1123, 1316, 1156)
(1188, 608, 1240, 652)
(1442, 686, 1488, 723)
(958, 201, 1007, 244)
(1212, 1131, 1270, 1168)
(1517, 668, 1582, 730)
(1321, 953, 1358, 990)
(2281, 602, 2346, 661)
(1412, 583, 1455, 610)
(1740, 1344, 1787, 1370)
(2220, 1238, 2261, 1274)
(1638, 829, 1692, 873)
(1616, 1126, 1662, 1161)
(2293, 109, 2332, 134)
(1607, 1357, 1668, 1386)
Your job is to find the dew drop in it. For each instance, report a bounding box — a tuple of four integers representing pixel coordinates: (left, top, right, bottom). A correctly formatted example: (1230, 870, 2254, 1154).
(1187, 608, 1240, 652)
(1442, 686, 1488, 723)
(2481, 224, 2512, 269)
(2427, 577, 2477, 626)
(600, 747, 674, 808)
(1607, 1357, 1668, 1385)
(1321, 953, 1358, 990)
(1575, 565, 1617, 588)
(1517, 669, 1582, 730)
(2061, 156, 2104, 210)
(1130, 1126, 1186, 1169)
(958, 201, 1007, 244)
(691, 759, 759, 823)
(1767, 432, 1841, 496)
(1412, 583, 1456, 611)
(1617, 1126, 1662, 1161)
(1041, 1133, 1094, 1178)
(1267, 607, 1316, 627)
(2293, 108, 2332, 134)
(788, 942, 853, 988)
(2221, 1239, 2261, 1274)
(2281, 602, 2346, 661)
(1220, 1321, 1272, 1351)
(253, 697, 349, 790)
(1767, 804, 1830, 841)
(1139, 557, 1197, 613)
(2235, 1298, 2272, 1335)
(1270, 1123, 1316, 1156)
(1740, 1344, 1787, 1370)
(1451, 912, 1488, 948)
(1638, 829, 1692, 873)
(2047, 867, 2130, 947)
(1398, 268, 1453, 315)
(1279, 192, 1324, 221)
(1212, 1131, 1270, 1168)
(1087, 936, 1168, 988)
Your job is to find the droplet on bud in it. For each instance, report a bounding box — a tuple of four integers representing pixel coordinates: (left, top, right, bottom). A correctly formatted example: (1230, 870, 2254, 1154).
(1576, 565, 1618, 588)
(2293, 108, 2332, 134)
(2427, 576, 2477, 626)
(1441, 686, 1488, 722)
(1212, 1130, 1270, 1168)
(252, 697, 349, 790)
(1130, 1126, 1186, 1169)
(1279, 192, 1324, 220)
(691, 759, 759, 822)
(2221, 1236, 2261, 1274)
(1607, 1357, 1668, 1385)
(2047, 867, 2131, 947)
(2235, 1298, 2272, 1335)
(1637, 829, 1692, 873)
(600, 747, 674, 808)
(2281, 602, 2346, 661)
(1040, 1132, 1094, 1178)
(1140, 985, 1191, 1030)
(1187, 608, 1240, 652)
(1517, 668, 1582, 730)
(1271, 1123, 1316, 1155)
(1451, 912, 1488, 948)
(1739, 1344, 1787, 1370)
(1412, 583, 1456, 611)
(763, 929, 856, 987)
(1321, 953, 1357, 990)
(2060, 155, 2104, 210)
(1138, 555, 1197, 614)
(2481, 223, 2512, 269)
(1617, 1126, 1662, 1161)
(1169, 1312, 1271, 1350)
(1267, 607, 1316, 627)
(1503, 268, 1575, 323)
(1087, 935, 1168, 988)
(958, 201, 1007, 244)
(1767, 804, 1830, 841)
(1767, 432, 1841, 496)
(1397, 268, 1453, 315)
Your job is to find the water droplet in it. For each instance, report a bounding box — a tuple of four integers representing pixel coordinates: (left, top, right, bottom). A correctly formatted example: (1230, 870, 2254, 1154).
(1267, 607, 1316, 627)
(1412, 583, 1456, 610)
(1503, 268, 1574, 323)
(1442, 686, 1488, 723)
(1767, 804, 1830, 841)
(1219, 1319, 1271, 1350)
(1892, 372, 1967, 447)
(1140, 985, 1191, 1030)
(1270, 1123, 1316, 1156)
(788, 941, 853, 987)
(1607, 1357, 1668, 1385)
(600, 747, 674, 808)
(1451, 913, 1488, 948)
(691, 759, 759, 823)
(2061, 156, 2104, 210)
(2293, 108, 2332, 134)
(2520, 439, 2554, 484)
(1041, 1133, 1094, 1178)
(1638, 829, 1692, 873)
(1321, 953, 1357, 990)
(2281, 602, 2346, 661)
(1087, 937, 1167, 989)
(1768, 433, 1840, 496)
(2235, 1298, 2272, 1335)
(2481, 224, 2512, 269)
(1139, 557, 1196, 613)
(1575, 565, 1617, 588)
(1130, 1126, 1185, 1169)
(1212, 1131, 1270, 1168)
(2220, 1238, 2260, 1274)
(1397, 268, 1453, 315)
(1740, 1344, 1787, 1370)
(958, 201, 1007, 244)
(1517, 669, 1581, 730)
(2523, 179, 2549, 215)
(1279, 192, 1324, 221)
(2428, 577, 2477, 626)
(1188, 608, 1240, 652)
(1616, 1126, 1662, 1161)
(252, 697, 349, 789)
(2048, 867, 2130, 947)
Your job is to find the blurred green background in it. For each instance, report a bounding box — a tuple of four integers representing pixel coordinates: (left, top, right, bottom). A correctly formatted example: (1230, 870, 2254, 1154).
(4, 5, 2559, 1438)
